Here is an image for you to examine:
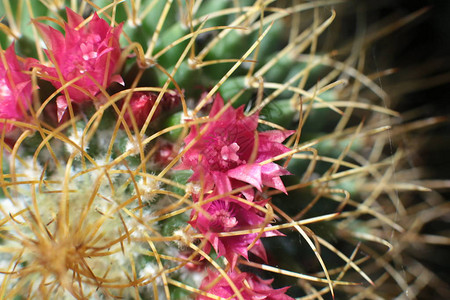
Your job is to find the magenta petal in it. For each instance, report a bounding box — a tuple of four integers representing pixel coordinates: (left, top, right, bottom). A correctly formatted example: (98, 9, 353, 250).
(259, 129, 295, 143)
(56, 96, 68, 122)
(249, 240, 268, 262)
(224, 241, 247, 268)
(65, 7, 84, 28)
(208, 93, 225, 117)
(210, 235, 224, 256)
(240, 185, 255, 201)
(260, 163, 291, 193)
(228, 164, 262, 191)
(14, 81, 31, 97)
(89, 12, 110, 36)
(36, 23, 65, 53)
(212, 172, 233, 195)
(110, 74, 124, 85)
(265, 176, 287, 194)
(261, 162, 290, 176)
(4, 43, 21, 71)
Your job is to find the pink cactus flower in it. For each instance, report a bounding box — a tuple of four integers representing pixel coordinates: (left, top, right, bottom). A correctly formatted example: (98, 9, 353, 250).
(177, 94, 294, 198)
(190, 194, 281, 268)
(35, 7, 123, 120)
(122, 91, 162, 129)
(121, 90, 181, 129)
(154, 141, 176, 166)
(0, 43, 32, 133)
(197, 270, 294, 300)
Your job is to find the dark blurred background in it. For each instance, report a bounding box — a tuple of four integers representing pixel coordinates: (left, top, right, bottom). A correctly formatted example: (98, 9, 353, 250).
(333, 0, 450, 189)
(312, 1, 450, 298)
(339, 0, 450, 114)
(349, 1, 450, 298)
(368, 0, 450, 116)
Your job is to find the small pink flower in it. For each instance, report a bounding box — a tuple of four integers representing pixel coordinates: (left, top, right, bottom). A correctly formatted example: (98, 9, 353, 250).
(178, 249, 207, 272)
(177, 94, 294, 199)
(190, 194, 281, 268)
(122, 91, 162, 129)
(121, 90, 181, 129)
(197, 270, 294, 300)
(35, 7, 123, 120)
(154, 141, 176, 166)
(0, 43, 32, 132)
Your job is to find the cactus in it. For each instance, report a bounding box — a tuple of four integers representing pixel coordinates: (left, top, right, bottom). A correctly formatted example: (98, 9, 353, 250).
(0, 0, 447, 299)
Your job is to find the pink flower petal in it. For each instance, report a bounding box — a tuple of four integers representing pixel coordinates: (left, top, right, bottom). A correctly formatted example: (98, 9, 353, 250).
(65, 7, 84, 28)
(197, 270, 294, 300)
(0, 43, 32, 133)
(227, 164, 262, 191)
(56, 96, 68, 122)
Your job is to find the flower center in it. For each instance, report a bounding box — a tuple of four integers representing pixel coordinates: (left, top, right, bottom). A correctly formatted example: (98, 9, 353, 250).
(77, 34, 102, 72)
(204, 127, 244, 172)
(220, 142, 240, 162)
(211, 209, 238, 232)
